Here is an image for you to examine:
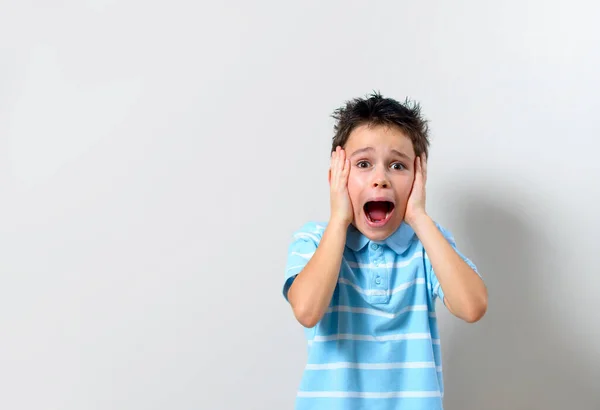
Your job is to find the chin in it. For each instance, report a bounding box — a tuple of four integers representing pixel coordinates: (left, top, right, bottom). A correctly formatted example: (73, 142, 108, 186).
(358, 223, 402, 241)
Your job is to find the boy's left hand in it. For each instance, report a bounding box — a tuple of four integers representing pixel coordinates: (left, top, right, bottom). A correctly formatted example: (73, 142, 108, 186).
(404, 153, 428, 227)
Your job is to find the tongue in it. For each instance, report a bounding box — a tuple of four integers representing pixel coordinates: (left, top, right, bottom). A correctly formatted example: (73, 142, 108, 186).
(367, 202, 388, 221)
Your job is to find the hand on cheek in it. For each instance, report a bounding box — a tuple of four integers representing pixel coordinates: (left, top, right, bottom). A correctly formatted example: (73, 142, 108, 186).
(329, 146, 354, 226)
(404, 153, 428, 227)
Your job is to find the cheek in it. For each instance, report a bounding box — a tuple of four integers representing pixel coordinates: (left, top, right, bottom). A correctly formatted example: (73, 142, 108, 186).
(395, 177, 415, 201)
(347, 173, 364, 208)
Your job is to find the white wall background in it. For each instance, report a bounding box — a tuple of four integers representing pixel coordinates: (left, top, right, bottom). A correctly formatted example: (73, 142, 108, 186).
(1, 1, 599, 409)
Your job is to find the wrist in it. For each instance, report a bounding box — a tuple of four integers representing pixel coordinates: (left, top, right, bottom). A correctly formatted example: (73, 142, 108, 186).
(406, 212, 432, 232)
(328, 216, 351, 230)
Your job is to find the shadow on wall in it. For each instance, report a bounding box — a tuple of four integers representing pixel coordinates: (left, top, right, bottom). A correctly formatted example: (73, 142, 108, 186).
(441, 183, 599, 410)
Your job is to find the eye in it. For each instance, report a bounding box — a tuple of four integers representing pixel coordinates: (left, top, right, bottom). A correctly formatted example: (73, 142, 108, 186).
(356, 160, 370, 169)
(391, 162, 406, 170)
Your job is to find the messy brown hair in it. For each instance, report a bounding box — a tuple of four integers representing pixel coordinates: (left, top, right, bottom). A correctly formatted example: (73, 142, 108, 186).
(331, 91, 430, 158)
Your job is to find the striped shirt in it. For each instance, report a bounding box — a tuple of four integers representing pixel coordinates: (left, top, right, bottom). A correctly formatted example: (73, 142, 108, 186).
(283, 220, 480, 410)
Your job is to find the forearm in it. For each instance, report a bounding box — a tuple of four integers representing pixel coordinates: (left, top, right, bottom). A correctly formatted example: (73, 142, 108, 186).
(411, 214, 487, 322)
(287, 219, 347, 327)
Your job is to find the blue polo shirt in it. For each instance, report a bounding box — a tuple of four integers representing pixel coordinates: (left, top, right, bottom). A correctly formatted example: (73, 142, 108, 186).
(283, 220, 480, 410)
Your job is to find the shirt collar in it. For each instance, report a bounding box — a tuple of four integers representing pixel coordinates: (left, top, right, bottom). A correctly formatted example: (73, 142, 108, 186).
(346, 222, 416, 255)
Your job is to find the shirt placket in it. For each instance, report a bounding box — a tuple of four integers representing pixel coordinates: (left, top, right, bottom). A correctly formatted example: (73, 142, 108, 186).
(368, 242, 389, 304)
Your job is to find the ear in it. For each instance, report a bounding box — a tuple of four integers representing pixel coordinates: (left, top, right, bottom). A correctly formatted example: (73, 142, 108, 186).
(328, 167, 332, 185)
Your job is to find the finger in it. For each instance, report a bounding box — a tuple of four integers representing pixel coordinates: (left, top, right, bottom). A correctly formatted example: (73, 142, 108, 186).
(421, 154, 428, 183)
(333, 150, 341, 183)
(415, 157, 424, 185)
(343, 159, 350, 183)
(414, 157, 421, 178)
(330, 151, 338, 182)
(334, 148, 345, 176)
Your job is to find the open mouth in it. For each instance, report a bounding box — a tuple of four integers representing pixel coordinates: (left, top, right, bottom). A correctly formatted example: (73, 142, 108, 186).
(363, 201, 395, 226)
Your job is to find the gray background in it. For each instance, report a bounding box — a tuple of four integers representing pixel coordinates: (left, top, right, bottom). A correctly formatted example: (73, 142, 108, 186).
(1, 1, 599, 409)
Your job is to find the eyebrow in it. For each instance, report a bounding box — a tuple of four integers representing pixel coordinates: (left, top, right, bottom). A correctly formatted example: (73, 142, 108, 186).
(349, 147, 412, 161)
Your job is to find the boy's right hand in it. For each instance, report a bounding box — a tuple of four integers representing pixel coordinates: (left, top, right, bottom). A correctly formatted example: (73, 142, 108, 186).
(328, 146, 353, 226)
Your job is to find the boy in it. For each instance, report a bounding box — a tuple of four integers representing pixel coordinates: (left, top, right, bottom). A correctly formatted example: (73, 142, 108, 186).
(282, 92, 488, 410)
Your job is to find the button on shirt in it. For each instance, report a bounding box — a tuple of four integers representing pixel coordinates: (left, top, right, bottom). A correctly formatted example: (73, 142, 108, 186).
(283, 221, 480, 410)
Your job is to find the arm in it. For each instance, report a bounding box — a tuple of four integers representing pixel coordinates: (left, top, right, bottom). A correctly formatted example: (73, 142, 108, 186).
(287, 146, 353, 328)
(411, 214, 487, 322)
(287, 219, 347, 328)
(405, 154, 487, 323)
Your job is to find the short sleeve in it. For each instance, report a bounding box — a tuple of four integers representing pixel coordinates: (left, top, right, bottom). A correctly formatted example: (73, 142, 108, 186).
(425, 223, 481, 305)
(282, 222, 325, 302)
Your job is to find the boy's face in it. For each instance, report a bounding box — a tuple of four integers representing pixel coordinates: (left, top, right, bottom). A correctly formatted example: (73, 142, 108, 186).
(343, 124, 416, 241)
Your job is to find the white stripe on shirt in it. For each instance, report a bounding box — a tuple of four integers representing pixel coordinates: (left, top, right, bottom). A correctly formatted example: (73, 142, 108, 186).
(297, 390, 442, 398)
(338, 277, 425, 296)
(305, 361, 439, 370)
(326, 305, 429, 319)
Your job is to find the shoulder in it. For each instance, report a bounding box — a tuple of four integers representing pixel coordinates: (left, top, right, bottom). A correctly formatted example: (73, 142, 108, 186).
(410, 219, 455, 246)
(293, 221, 327, 240)
(290, 221, 327, 244)
(429, 220, 456, 245)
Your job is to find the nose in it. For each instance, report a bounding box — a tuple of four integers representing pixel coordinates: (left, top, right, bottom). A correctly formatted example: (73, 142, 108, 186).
(371, 164, 390, 188)
(372, 173, 390, 189)
(373, 179, 389, 188)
